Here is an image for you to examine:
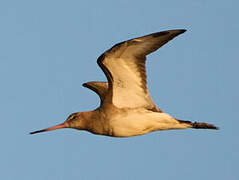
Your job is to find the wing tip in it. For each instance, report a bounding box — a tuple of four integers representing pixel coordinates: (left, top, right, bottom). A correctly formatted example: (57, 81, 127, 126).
(152, 29, 187, 38)
(167, 29, 187, 39)
(82, 82, 93, 89)
(176, 29, 187, 34)
(82, 83, 87, 87)
(169, 29, 187, 35)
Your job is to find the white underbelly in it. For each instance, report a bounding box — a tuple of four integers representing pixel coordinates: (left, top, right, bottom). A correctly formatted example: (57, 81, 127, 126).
(109, 110, 179, 137)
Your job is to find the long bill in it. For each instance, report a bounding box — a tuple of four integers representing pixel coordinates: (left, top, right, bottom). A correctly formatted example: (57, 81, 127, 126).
(30, 123, 69, 135)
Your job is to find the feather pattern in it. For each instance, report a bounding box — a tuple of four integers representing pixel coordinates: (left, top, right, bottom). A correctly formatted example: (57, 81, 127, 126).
(97, 29, 186, 111)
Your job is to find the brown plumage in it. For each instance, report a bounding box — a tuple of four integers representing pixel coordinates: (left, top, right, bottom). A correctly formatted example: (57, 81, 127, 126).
(82, 81, 108, 105)
(30, 29, 218, 137)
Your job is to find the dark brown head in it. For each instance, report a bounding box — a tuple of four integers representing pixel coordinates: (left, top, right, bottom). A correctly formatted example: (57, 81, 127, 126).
(30, 112, 85, 135)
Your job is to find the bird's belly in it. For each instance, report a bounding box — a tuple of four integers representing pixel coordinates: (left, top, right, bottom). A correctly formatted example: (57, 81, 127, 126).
(109, 111, 177, 137)
(111, 122, 154, 137)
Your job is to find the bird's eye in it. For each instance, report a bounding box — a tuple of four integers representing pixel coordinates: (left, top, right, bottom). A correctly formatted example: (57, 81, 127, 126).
(67, 113, 78, 121)
(67, 115, 74, 121)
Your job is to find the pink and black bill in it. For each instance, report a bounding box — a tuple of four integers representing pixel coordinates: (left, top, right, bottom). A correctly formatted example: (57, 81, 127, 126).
(30, 123, 68, 134)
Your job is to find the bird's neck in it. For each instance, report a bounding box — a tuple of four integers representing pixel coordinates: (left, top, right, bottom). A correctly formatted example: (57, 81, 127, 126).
(82, 110, 110, 136)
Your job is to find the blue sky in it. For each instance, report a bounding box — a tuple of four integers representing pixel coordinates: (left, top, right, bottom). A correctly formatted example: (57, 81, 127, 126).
(0, 0, 238, 179)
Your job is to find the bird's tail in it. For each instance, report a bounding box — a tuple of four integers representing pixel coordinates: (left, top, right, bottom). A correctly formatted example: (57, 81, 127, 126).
(176, 119, 219, 130)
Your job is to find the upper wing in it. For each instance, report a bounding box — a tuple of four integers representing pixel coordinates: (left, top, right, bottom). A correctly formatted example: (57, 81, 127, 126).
(97, 29, 186, 110)
(82, 81, 108, 105)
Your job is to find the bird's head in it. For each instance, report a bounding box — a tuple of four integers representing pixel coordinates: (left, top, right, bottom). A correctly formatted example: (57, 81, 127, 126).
(65, 112, 85, 130)
(30, 112, 85, 135)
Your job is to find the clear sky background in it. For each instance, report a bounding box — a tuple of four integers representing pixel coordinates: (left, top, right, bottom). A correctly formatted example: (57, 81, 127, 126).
(0, 0, 238, 180)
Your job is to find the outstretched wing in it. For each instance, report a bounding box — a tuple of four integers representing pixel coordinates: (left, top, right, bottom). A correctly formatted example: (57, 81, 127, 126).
(97, 29, 186, 110)
(82, 81, 108, 105)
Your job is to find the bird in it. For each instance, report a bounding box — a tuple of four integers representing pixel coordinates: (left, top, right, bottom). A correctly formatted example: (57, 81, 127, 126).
(30, 29, 218, 137)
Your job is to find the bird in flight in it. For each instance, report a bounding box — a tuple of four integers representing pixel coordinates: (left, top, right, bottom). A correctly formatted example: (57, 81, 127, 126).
(30, 29, 218, 137)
